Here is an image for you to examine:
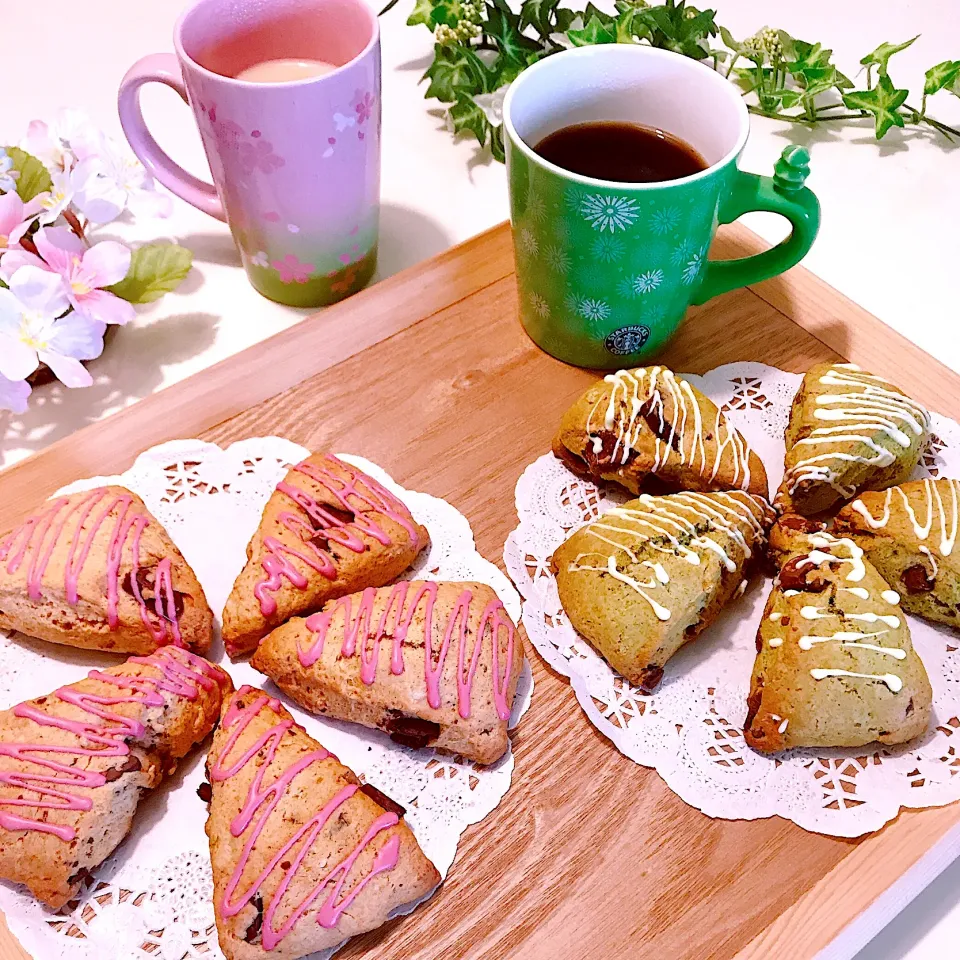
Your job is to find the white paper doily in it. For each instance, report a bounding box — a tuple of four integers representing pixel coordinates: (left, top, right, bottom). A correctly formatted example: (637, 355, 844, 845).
(504, 361, 960, 838)
(0, 436, 532, 959)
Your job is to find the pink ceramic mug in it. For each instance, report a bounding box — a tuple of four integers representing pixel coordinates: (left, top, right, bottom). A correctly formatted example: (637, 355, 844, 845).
(119, 0, 380, 308)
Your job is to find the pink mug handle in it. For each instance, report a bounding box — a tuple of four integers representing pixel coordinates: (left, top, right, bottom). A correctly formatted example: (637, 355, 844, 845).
(118, 53, 225, 221)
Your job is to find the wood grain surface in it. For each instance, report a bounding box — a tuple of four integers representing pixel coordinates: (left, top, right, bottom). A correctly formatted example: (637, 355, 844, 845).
(0, 221, 957, 960)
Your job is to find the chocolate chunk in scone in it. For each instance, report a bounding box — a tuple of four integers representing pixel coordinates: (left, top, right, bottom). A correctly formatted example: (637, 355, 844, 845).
(251, 580, 524, 765)
(0, 485, 212, 655)
(206, 686, 439, 960)
(0, 647, 230, 908)
(552, 490, 774, 691)
(554, 366, 769, 497)
(775, 363, 929, 516)
(835, 478, 960, 629)
(221, 453, 429, 658)
(745, 528, 931, 754)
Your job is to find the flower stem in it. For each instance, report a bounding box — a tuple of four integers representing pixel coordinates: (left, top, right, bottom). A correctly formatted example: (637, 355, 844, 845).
(20, 235, 39, 256)
(64, 209, 87, 242)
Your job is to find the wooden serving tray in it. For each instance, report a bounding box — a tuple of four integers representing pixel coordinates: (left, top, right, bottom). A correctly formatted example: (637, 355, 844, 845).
(1, 222, 959, 960)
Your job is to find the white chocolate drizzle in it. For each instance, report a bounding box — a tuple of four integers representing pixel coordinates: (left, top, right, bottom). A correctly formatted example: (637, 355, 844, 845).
(568, 491, 770, 623)
(785, 364, 929, 498)
(584, 367, 756, 490)
(775, 529, 910, 695)
(778, 718, 789, 734)
(809, 668, 903, 693)
(768, 611, 784, 623)
(920, 546, 940, 577)
(849, 478, 960, 557)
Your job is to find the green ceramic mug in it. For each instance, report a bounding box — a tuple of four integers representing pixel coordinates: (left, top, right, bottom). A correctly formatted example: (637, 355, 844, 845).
(503, 45, 820, 367)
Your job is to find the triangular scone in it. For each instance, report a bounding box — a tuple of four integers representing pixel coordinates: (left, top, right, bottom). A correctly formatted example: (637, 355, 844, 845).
(251, 580, 524, 765)
(222, 454, 429, 658)
(205, 686, 440, 960)
(553, 366, 769, 497)
(0, 485, 213, 655)
(835, 478, 960, 629)
(551, 491, 774, 692)
(0, 647, 230, 908)
(745, 519, 932, 753)
(776, 362, 929, 516)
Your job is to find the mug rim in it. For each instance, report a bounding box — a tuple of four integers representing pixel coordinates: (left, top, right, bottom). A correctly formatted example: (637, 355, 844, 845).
(173, 0, 380, 87)
(502, 45, 750, 191)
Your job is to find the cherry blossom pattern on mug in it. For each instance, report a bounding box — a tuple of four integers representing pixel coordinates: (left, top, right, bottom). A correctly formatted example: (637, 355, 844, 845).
(271, 253, 314, 284)
(352, 90, 377, 141)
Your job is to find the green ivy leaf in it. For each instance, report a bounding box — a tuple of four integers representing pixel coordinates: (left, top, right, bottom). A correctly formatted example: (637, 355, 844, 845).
(785, 38, 833, 75)
(860, 36, 919, 77)
(924, 59, 960, 96)
(490, 123, 505, 163)
(485, 4, 541, 68)
(842, 73, 910, 138)
(3, 147, 52, 202)
(406, 0, 457, 27)
(518, 0, 560, 37)
(554, 7, 577, 32)
(568, 13, 618, 45)
(768, 88, 802, 109)
(449, 94, 490, 144)
(106, 244, 193, 304)
(423, 43, 488, 101)
(636, 0, 718, 59)
(796, 64, 844, 98)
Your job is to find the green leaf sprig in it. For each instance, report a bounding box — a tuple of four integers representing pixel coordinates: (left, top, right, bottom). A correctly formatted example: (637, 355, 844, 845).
(382, 0, 960, 158)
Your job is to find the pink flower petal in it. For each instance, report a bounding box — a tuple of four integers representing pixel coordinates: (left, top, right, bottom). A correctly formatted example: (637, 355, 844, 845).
(75, 288, 135, 325)
(0, 375, 31, 414)
(0, 192, 25, 237)
(82, 241, 131, 288)
(0, 250, 47, 283)
(34, 226, 84, 275)
(0, 335, 39, 381)
(38, 351, 92, 388)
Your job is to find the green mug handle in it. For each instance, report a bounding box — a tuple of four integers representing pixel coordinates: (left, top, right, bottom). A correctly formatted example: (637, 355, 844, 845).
(692, 145, 820, 306)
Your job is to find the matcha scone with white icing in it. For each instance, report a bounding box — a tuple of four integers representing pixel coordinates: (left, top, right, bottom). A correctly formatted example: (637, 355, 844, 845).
(551, 490, 774, 692)
(746, 520, 932, 754)
(775, 362, 929, 516)
(554, 366, 769, 498)
(835, 478, 960, 628)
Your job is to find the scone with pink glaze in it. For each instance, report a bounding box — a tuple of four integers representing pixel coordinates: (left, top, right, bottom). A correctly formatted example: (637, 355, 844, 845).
(204, 685, 439, 960)
(252, 580, 524, 764)
(222, 453, 429, 658)
(0, 647, 230, 908)
(0, 485, 212, 655)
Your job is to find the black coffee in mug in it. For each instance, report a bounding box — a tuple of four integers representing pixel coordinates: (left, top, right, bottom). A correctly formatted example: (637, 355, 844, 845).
(533, 121, 708, 184)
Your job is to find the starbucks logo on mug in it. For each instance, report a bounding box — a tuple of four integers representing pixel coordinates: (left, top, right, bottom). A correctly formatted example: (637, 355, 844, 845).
(604, 325, 650, 355)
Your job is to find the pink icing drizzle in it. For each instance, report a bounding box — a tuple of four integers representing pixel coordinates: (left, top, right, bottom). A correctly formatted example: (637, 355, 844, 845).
(0, 488, 185, 645)
(253, 455, 423, 617)
(210, 687, 400, 949)
(299, 582, 516, 721)
(0, 647, 224, 842)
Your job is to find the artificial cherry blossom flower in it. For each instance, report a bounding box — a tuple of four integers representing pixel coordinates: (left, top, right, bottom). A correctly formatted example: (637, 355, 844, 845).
(0, 374, 31, 414)
(34, 170, 75, 226)
(0, 265, 104, 387)
(0, 227, 135, 325)
(0, 192, 41, 252)
(20, 109, 96, 172)
(0, 148, 17, 194)
(71, 135, 172, 223)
